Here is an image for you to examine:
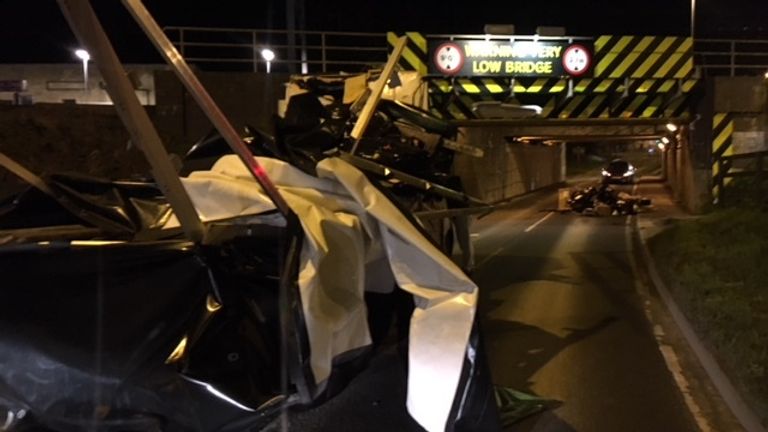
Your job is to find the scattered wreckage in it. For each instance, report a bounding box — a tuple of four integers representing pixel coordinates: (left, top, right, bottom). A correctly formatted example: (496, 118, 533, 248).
(0, 1, 525, 432)
(567, 182, 652, 216)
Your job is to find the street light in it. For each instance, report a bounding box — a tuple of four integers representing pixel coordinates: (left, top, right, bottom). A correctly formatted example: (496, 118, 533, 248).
(691, 0, 696, 38)
(74, 49, 90, 91)
(261, 48, 275, 73)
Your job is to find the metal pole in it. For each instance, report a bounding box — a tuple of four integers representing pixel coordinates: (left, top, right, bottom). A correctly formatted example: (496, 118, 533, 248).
(691, 0, 696, 38)
(252, 31, 258, 73)
(179, 28, 185, 56)
(321, 33, 327, 73)
(349, 36, 407, 153)
(286, 0, 297, 73)
(81, 58, 88, 91)
(298, 0, 308, 74)
(121, 0, 293, 217)
(0, 152, 56, 197)
(57, 0, 205, 242)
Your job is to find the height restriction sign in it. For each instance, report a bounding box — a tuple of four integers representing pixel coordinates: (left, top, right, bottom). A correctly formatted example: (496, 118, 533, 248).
(562, 44, 591, 76)
(428, 40, 593, 78)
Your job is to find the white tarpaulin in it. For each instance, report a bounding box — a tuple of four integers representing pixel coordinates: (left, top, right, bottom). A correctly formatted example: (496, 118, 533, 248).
(174, 155, 478, 432)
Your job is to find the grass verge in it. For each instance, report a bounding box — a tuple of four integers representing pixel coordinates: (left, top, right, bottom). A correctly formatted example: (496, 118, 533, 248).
(649, 205, 768, 421)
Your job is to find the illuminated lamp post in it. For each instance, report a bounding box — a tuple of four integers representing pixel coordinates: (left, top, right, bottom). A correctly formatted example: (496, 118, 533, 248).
(74, 49, 90, 91)
(261, 48, 276, 73)
(691, 0, 696, 38)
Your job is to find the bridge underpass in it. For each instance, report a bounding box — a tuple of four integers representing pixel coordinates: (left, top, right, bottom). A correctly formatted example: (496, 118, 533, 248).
(451, 118, 681, 203)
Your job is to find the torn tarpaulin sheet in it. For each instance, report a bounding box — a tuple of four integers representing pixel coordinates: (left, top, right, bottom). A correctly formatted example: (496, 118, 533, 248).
(173, 155, 477, 432)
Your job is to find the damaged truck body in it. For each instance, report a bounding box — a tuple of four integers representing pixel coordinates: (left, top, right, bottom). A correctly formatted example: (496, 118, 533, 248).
(0, 1, 501, 431)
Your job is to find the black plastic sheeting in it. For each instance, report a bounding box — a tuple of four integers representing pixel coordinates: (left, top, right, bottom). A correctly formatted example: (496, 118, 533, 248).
(0, 86, 507, 430)
(0, 237, 288, 431)
(0, 173, 170, 236)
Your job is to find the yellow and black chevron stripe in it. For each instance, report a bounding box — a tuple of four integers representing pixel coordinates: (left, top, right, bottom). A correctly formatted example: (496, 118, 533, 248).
(712, 113, 734, 201)
(387, 32, 427, 75)
(427, 79, 697, 120)
(594, 35, 693, 79)
(425, 77, 698, 96)
(427, 92, 695, 120)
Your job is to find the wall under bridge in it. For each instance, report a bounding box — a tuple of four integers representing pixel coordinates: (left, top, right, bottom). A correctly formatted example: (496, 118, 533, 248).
(663, 76, 767, 212)
(452, 119, 674, 203)
(453, 124, 564, 202)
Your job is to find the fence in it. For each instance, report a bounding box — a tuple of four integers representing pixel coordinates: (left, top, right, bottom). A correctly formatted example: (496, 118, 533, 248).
(163, 27, 389, 74)
(695, 39, 768, 77)
(715, 150, 768, 202)
(163, 27, 768, 78)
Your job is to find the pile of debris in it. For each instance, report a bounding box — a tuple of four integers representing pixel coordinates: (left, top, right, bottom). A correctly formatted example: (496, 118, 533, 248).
(567, 182, 652, 216)
(0, 3, 510, 432)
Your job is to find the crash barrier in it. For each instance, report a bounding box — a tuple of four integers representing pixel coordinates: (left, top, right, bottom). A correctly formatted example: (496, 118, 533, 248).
(387, 32, 699, 120)
(712, 113, 735, 202)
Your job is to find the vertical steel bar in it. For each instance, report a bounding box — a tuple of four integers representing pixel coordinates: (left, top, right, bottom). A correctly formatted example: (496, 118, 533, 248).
(252, 30, 258, 73)
(321, 33, 327, 73)
(121, 0, 292, 217)
(349, 36, 407, 153)
(57, 0, 205, 242)
(690, 0, 696, 38)
(730, 40, 736, 77)
(179, 28, 185, 57)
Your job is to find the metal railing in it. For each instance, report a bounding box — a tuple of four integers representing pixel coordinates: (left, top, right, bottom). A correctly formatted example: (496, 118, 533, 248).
(163, 26, 389, 73)
(721, 150, 768, 178)
(695, 38, 768, 77)
(164, 27, 768, 78)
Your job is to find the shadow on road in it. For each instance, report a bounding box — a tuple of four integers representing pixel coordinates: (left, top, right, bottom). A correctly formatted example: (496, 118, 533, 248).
(483, 316, 617, 394)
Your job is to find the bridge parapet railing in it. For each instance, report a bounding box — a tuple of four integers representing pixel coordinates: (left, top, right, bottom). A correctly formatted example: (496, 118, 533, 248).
(164, 27, 768, 80)
(694, 38, 768, 77)
(163, 26, 389, 73)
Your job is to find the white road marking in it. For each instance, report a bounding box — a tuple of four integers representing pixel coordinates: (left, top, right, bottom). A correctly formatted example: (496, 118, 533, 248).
(658, 345, 713, 432)
(626, 210, 713, 432)
(634, 214, 766, 432)
(524, 211, 554, 233)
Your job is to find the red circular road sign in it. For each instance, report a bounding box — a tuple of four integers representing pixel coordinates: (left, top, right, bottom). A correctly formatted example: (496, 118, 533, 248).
(562, 44, 592, 76)
(433, 42, 465, 75)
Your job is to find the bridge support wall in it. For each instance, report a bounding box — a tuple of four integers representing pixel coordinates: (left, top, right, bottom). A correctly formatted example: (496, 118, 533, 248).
(668, 76, 767, 212)
(454, 125, 564, 202)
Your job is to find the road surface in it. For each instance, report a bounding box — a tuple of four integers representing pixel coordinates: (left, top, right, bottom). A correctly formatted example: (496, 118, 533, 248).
(280, 182, 715, 431)
(472, 185, 698, 431)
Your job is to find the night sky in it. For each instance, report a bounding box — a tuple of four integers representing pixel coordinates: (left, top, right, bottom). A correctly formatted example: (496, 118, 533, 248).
(0, 0, 766, 63)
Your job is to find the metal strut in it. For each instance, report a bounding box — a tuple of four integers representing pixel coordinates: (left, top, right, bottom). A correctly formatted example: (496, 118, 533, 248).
(57, 0, 206, 242)
(121, 0, 294, 219)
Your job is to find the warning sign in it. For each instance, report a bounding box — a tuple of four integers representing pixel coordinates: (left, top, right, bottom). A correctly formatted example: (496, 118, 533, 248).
(562, 44, 591, 76)
(428, 40, 593, 78)
(433, 42, 465, 75)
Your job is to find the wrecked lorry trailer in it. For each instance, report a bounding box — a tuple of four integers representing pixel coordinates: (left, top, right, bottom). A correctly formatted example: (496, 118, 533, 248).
(0, 1, 501, 431)
(0, 154, 495, 432)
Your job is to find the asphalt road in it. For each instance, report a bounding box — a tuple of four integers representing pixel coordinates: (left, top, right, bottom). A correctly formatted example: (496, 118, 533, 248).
(278, 182, 700, 432)
(472, 186, 698, 432)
